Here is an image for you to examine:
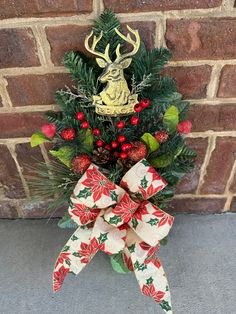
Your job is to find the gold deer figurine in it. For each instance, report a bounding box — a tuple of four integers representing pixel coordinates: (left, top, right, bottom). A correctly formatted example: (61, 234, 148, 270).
(85, 25, 140, 115)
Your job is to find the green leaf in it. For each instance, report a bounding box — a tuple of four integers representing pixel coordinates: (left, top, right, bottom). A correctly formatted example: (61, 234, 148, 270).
(146, 277, 154, 285)
(149, 154, 173, 168)
(98, 232, 108, 244)
(160, 300, 172, 312)
(110, 253, 130, 274)
(109, 215, 122, 225)
(128, 244, 135, 253)
(71, 235, 78, 241)
(82, 129, 94, 152)
(49, 146, 75, 168)
(163, 105, 179, 133)
(160, 237, 168, 246)
(30, 132, 49, 147)
(62, 245, 70, 252)
(131, 217, 138, 229)
(72, 252, 81, 258)
(140, 176, 148, 188)
(58, 213, 78, 229)
(110, 190, 118, 202)
(65, 260, 71, 266)
(77, 187, 92, 199)
(148, 218, 159, 226)
(141, 133, 159, 153)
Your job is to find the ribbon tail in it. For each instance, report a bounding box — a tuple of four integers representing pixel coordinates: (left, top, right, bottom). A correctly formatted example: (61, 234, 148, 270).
(130, 243, 173, 314)
(53, 227, 98, 292)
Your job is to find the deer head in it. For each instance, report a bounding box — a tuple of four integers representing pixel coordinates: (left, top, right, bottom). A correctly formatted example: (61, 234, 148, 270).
(85, 25, 140, 83)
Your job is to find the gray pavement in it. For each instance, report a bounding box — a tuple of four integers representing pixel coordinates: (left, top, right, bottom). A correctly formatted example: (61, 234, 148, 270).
(0, 214, 236, 314)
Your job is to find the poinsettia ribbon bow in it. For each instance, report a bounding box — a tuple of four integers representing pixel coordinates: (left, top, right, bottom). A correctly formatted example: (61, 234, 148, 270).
(53, 159, 174, 313)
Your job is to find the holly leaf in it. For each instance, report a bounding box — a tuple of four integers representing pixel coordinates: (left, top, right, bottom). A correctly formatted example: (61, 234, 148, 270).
(128, 244, 135, 253)
(109, 215, 122, 225)
(146, 277, 154, 285)
(98, 232, 108, 244)
(49, 146, 75, 167)
(30, 131, 50, 147)
(72, 252, 81, 257)
(71, 235, 78, 241)
(62, 245, 70, 252)
(141, 133, 159, 153)
(110, 253, 130, 274)
(140, 176, 148, 188)
(163, 105, 179, 133)
(160, 300, 172, 312)
(131, 217, 138, 229)
(65, 260, 71, 266)
(110, 190, 118, 202)
(58, 213, 78, 229)
(148, 218, 159, 226)
(77, 187, 92, 199)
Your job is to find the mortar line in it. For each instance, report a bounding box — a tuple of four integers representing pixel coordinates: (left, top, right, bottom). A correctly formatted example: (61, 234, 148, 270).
(31, 25, 54, 67)
(223, 159, 236, 211)
(6, 144, 30, 201)
(206, 64, 223, 99)
(221, 0, 235, 10)
(0, 77, 12, 107)
(174, 194, 227, 199)
(196, 135, 216, 194)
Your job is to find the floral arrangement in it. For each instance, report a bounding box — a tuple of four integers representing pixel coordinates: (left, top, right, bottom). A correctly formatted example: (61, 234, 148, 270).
(30, 10, 196, 314)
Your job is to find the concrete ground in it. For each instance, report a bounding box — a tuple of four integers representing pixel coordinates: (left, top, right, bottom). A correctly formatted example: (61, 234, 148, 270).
(0, 214, 235, 314)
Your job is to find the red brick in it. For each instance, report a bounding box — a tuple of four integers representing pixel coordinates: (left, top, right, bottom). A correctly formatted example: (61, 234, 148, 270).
(230, 197, 236, 212)
(0, 28, 40, 68)
(0, 0, 93, 19)
(46, 25, 91, 65)
(189, 104, 236, 132)
(20, 200, 67, 218)
(104, 0, 221, 12)
(0, 112, 45, 138)
(176, 138, 208, 194)
(164, 66, 211, 99)
(218, 65, 236, 98)
(122, 22, 155, 51)
(0, 201, 19, 218)
(0, 145, 25, 199)
(200, 137, 236, 194)
(6, 73, 72, 107)
(15, 143, 44, 195)
(166, 18, 236, 60)
(170, 197, 226, 214)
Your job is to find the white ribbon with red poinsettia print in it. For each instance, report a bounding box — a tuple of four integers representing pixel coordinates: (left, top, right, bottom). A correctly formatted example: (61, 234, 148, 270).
(53, 159, 174, 313)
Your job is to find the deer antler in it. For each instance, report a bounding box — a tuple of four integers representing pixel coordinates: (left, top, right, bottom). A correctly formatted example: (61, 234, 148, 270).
(85, 31, 112, 63)
(114, 25, 140, 62)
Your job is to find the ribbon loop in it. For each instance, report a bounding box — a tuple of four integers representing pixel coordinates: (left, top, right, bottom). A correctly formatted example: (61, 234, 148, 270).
(53, 159, 174, 313)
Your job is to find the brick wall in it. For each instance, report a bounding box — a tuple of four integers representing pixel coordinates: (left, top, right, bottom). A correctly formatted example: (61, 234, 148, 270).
(1, 0, 236, 218)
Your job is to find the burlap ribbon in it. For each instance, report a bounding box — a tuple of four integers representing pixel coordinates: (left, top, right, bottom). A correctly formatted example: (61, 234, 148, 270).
(53, 159, 174, 313)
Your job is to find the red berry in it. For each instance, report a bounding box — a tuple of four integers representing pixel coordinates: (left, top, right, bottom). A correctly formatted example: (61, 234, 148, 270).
(116, 120, 125, 129)
(61, 128, 75, 141)
(130, 116, 139, 126)
(155, 131, 169, 143)
(41, 123, 56, 138)
(134, 104, 142, 113)
(76, 112, 84, 121)
(177, 120, 192, 134)
(117, 135, 126, 143)
(92, 128, 100, 136)
(140, 98, 151, 108)
(71, 154, 91, 174)
(121, 143, 132, 152)
(105, 144, 111, 151)
(96, 139, 104, 147)
(81, 121, 89, 129)
(120, 152, 127, 159)
(111, 141, 118, 149)
(113, 151, 120, 157)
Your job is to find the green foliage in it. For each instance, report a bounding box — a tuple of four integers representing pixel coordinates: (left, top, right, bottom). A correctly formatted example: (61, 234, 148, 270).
(163, 105, 179, 133)
(110, 253, 130, 274)
(93, 9, 124, 59)
(49, 146, 75, 167)
(141, 133, 159, 153)
(58, 213, 78, 229)
(30, 132, 50, 147)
